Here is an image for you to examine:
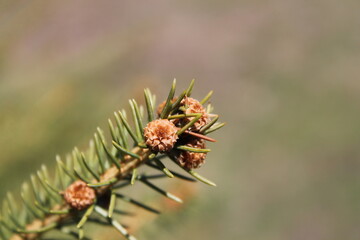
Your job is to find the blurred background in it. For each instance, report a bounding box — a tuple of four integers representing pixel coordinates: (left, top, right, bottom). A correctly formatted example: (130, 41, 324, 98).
(1, 0, 360, 239)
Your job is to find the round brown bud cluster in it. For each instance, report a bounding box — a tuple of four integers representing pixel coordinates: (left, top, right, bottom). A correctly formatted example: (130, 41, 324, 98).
(144, 119, 178, 152)
(177, 138, 207, 170)
(64, 180, 96, 210)
(156, 98, 177, 116)
(180, 97, 210, 131)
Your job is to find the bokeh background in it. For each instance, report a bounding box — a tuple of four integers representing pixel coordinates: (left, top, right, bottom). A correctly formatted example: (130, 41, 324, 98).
(1, 1, 360, 239)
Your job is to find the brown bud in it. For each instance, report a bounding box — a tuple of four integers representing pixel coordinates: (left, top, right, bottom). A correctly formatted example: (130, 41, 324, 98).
(177, 138, 207, 170)
(156, 98, 177, 117)
(144, 119, 178, 152)
(180, 97, 210, 131)
(64, 180, 96, 210)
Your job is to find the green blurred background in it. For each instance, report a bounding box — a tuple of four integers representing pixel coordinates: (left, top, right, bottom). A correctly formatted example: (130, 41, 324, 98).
(1, 1, 360, 239)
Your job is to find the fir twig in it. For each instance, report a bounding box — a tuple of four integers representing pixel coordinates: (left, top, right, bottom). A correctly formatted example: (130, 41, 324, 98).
(2, 80, 224, 240)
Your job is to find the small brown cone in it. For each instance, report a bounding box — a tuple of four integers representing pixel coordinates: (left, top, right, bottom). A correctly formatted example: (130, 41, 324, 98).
(144, 119, 178, 152)
(156, 98, 177, 117)
(64, 180, 96, 210)
(177, 138, 207, 170)
(180, 97, 210, 131)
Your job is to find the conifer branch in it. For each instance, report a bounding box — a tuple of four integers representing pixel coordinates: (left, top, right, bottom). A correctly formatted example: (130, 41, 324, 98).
(1, 80, 224, 240)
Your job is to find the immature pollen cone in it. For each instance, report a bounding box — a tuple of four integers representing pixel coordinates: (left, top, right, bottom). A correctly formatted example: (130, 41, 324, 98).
(181, 97, 210, 131)
(156, 98, 177, 116)
(144, 119, 178, 152)
(177, 138, 207, 170)
(64, 180, 96, 210)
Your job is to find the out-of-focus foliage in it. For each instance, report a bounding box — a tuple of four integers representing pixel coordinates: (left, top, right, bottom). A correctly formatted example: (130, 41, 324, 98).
(0, 0, 360, 239)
